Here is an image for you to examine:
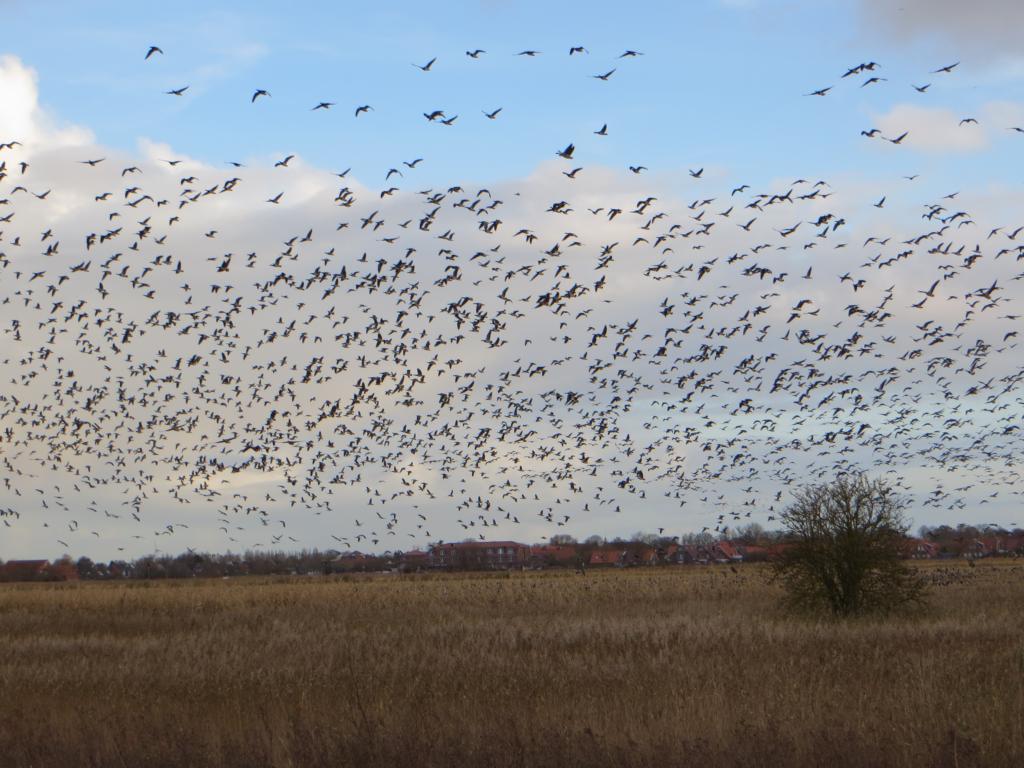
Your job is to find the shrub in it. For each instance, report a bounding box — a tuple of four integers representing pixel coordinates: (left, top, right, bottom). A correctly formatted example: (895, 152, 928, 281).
(772, 474, 926, 617)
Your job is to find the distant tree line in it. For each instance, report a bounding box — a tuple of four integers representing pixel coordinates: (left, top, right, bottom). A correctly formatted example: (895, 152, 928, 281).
(67, 549, 384, 581)
(1, 518, 1020, 582)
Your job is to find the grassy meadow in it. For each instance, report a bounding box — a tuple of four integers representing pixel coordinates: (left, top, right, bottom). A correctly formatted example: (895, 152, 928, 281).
(0, 562, 1022, 767)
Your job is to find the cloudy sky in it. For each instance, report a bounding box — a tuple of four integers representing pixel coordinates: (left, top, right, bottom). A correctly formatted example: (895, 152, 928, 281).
(2, 0, 1023, 561)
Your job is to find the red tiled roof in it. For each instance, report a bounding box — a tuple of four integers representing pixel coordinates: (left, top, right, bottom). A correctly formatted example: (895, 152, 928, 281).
(589, 549, 623, 565)
(625, 547, 658, 563)
(46, 562, 79, 580)
(0, 560, 53, 581)
(0, 561, 49, 573)
(716, 541, 741, 560)
(530, 545, 578, 562)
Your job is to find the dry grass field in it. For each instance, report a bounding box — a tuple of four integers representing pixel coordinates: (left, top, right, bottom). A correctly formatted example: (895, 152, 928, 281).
(1, 562, 1022, 767)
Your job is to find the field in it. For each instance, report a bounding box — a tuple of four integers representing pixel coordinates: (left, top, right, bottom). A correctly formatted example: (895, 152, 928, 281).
(1, 562, 1022, 767)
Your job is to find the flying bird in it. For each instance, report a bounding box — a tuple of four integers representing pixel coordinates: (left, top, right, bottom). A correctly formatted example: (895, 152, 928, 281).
(2, 25, 1020, 578)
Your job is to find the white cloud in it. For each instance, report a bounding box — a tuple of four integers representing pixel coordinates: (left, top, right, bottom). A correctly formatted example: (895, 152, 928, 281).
(0, 55, 92, 148)
(873, 103, 987, 152)
(870, 100, 1024, 153)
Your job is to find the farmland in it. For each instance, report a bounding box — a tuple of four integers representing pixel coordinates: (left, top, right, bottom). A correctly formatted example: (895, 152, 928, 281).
(1, 562, 1022, 767)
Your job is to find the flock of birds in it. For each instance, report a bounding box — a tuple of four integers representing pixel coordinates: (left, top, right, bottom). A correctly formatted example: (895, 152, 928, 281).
(1, 42, 1023, 557)
(155, 45, 646, 121)
(807, 59, 1024, 143)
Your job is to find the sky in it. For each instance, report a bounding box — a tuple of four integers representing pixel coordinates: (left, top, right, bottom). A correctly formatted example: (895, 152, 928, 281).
(2, 0, 1024, 560)
(3, 0, 1021, 185)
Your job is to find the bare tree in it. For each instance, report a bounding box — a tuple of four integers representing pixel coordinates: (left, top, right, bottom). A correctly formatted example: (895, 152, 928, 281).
(772, 475, 926, 617)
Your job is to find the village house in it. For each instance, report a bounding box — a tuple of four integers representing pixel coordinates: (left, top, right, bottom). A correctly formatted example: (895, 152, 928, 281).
(673, 542, 749, 565)
(962, 536, 1024, 559)
(398, 550, 430, 571)
(528, 544, 580, 569)
(736, 544, 775, 562)
(904, 539, 940, 559)
(988, 535, 1023, 556)
(330, 551, 371, 571)
(588, 548, 625, 567)
(964, 539, 991, 559)
(713, 540, 744, 563)
(622, 547, 659, 567)
(678, 545, 711, 565)
(0, 559, 79, 582)
(429, 541, 530, 570)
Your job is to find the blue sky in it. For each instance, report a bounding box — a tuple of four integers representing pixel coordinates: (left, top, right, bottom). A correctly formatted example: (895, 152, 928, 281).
(7, 0, 1021, 190)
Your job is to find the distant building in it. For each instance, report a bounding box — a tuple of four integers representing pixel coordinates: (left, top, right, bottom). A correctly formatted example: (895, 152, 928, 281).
(660, 543, 680, 562)
(713, 541, 744, 563)
(588, 549, 625, 567)
(679, 545, 711, 565)
(904, 539, 940, 559)
(0, 559, 79, 582)
(331, 551, 371, 571)
(398, 550, 430, 571)
(48, 559, 80, 581)
(429, 541, 529, 569)
(622, 547, 659, 567)
(964, 536, 1024, 559)
(737, 543, 791, 561)
(529, 545, 580, 568)
(989, 536, 1024, 556)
